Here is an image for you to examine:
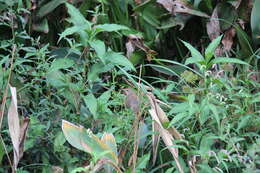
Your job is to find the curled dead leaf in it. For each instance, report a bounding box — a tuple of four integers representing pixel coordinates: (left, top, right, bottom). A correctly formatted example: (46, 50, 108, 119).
(7, 86, 30, 171)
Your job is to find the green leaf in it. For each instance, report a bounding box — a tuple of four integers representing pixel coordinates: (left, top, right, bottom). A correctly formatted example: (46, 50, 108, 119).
(104, 51, 135, 71)
(46, 70, 68, 88)
(182, 40, 204, 65)
(209, 104, 220, 129)
(235, 24, 254, 58)
(0, 141, 4, 165)
(136, 153, 150, 170)
(83, 93, 98, 119)
(61, 120, 118, 164)
(65, 3, 91, 28)
(89, 40, 106, 59)
(54, 132, 66, 150)
(61, 120, 86, 152)
(65, 3, 92, 45)
(209, 57, 249, 67)
(95, 24, 129, 32)
(49, 58, 75, 73)
(58, 25, 89, 42)
(37, 0, 66, 18)
(205, 35, 222, 61)
(251, 0, 260, 45)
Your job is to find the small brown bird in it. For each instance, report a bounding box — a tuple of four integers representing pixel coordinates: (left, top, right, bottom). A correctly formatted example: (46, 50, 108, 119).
(123, 88, 140, 115)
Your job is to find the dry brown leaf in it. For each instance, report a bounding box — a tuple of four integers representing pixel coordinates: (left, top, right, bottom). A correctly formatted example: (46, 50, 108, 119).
(188, 155, 198, 173)
(52, 166, 64, 173)
(18, 117, 30, 162)
(206, 5, 224, 56)
(147, 93, 182, 140)
(156, 0, 174, 12)
(126, 34, 157, 61)
(123, 88, 140, 115)
(222, 27, 236, 52)
(172, 0, 209, 18)
(134, 0, 143, 5)
(7, 86, 30, 171)
(206, 5, 220, 41)
(149, 109, 183, 173)
(8, 86, 20, 170)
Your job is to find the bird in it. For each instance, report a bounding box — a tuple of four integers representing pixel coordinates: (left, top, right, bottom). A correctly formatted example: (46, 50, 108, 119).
(123, 88, 140, 115)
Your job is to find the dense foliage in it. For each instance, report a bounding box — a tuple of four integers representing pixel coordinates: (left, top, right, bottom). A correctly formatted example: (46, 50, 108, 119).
(0, 0, 259, 172)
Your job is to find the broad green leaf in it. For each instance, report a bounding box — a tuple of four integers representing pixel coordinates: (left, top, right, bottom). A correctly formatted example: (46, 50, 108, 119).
(205, 35, 222, 61)
(54, 132, 66, 152)
(81, 132, 118, 164)
(62, 120, 118, 165)
(251, 0, 260, 45)
(95, 24, 129, 32)
(83, 93, 97, 119)
(37, 0, 65, 18)
(65, 3, 92, 45)
(87, 62, 114, 82)
(58, 25, 89, 42)
(104, 51, 135, 71)
(89, 40, 106, 59)
(136, 153, 150, 170)
(182, 40, 204, 65)
(101, 133, 118, 156)
(65, 3, 91, 29)
(209, 57, 249, 67)
(46, 70, 68, 88)
(49, 58, 75, 72)
(62, 120, 94, 152)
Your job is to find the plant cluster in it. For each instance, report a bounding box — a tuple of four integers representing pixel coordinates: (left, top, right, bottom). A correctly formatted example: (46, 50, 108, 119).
(0, 0, 259, 173)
